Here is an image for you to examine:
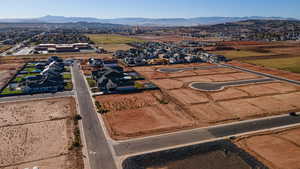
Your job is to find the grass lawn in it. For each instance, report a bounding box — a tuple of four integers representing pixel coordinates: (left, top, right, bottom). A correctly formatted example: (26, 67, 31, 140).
(63, 73, 72, 79)
(14, 73, 40, 82)
(0, 87, 23, 95)
(86, 77, 97, 88)
(86, 34, 144, 45)
(24, 67, 39, 72)
(245, 57, 300, 73)
(213, 50, 275, 59)
(64, 82, 73, 90)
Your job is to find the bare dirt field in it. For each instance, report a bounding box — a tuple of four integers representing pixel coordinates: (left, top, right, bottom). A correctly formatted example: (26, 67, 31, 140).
(98, 62, 300, 140)
(235, 127, 300, 169)
(228, 61, 300, 81)
(146, 150, 251, 169)
(95, 91, 194, 140)
(0, 63, 23, 89)
(123, 140, 263, 169)
(0, 97, 83, 169)
(134, 63, 300, 128)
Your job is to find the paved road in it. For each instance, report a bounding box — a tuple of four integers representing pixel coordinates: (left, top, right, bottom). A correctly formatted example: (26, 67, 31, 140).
(190, 78, 275, 91)
(157, 65, 223, 73)
(72, 62, 118, 169)
(222, 63, 300, 86)
(0, 91, 74, 103)
(113, 114, 300, 156)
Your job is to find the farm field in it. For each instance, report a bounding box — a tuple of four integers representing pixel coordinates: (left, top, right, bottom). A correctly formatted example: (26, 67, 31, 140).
(245, 56, 300, 73)
(0, 97, 83, 169)
(214, 42, 300, 73)
(235, 127, 300, 169)
(213, 50, 276, 59)
(86, 34, 144, 45)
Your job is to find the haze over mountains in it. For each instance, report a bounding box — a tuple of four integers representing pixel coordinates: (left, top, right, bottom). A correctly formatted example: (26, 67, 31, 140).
(0, 15, 298, 26)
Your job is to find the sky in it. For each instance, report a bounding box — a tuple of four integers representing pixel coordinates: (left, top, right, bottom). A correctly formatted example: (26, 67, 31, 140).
(1, 0, 300, 19)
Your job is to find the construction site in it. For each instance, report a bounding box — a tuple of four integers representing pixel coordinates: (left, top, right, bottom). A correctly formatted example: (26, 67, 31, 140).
(0, 97, 83, 169)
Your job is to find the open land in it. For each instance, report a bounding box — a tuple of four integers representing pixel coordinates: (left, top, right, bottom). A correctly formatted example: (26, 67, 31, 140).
(0, 97, 83, 169)
(94, 90, 194, 140)
(0, 45, 12, 53)
(0, 63, 23, 89)
(122, 140, 265, 169)
(96, 63, 300, 139)
(86, 34, 144, 45)
(213, 41, 300, 73)
(235, 127, 300, 169)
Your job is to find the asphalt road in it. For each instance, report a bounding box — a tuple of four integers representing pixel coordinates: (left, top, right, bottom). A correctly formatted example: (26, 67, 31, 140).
(0, 91, 74, 103)
(190, 78, 275, 91)
(222, 63, 300, 86)
(157, 65, 222, 73)
(114, 114, 300, 156)
(72, 62, 118, 169)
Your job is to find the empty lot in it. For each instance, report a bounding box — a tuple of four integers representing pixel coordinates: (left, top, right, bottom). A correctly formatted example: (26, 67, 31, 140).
(132, 63, 300, 135)
(0, 97, 83, 169)
(0, 63, 23, 89)
(95, 91, 194, 140)
(235, 127, 300, 169)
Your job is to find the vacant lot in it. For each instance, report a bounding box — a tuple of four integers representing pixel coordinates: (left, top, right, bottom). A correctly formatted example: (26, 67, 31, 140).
(95, 91, 194, 140)
(0, 97, 83, 169)
(135, 63, 300, 127)
(229, 61, 300, 81)
(123, 141, 265, 169)
(0, 63, 23, 89)
(0, 45, 12, 53)
(101, 44, 132, 52)
(86, 34, 144, 45)
(235, 127, 300, 169)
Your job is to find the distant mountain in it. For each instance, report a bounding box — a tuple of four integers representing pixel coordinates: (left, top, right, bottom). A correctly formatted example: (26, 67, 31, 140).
(0, 15, 298, 26)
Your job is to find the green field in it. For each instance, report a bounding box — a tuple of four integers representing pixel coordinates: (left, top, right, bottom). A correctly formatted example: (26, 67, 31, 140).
(86, 34, 144, 45)
(213, 50, 274, 59)
(245, 57, 300, 73)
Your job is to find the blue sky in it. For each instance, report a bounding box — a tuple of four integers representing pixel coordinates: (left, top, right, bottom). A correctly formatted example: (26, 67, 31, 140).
(1, 0, 299, 19)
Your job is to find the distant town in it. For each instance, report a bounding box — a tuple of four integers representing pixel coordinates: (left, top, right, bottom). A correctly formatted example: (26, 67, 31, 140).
(1, 16, 300, 169)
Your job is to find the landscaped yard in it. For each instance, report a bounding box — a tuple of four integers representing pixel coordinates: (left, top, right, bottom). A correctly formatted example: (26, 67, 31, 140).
(64, 82, 73, 90)
(86, 77, 97, 88)
(13, 73, 40, 82)
(245, 57, 300, 73)
(63, 73, 72, 80)
(0, 87, 23, 95)
(86, 34, 144, 45)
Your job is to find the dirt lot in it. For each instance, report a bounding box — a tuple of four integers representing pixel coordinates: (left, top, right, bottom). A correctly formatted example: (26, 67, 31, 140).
(97, 62, 300, 140)
(0, 97, 83, 169)
(235, 127, 300, 169)
(0, 63, 23, 89)
(228, 60, 300, 81)
(147, 150, 251, 169)
(134, 63, 300, 128)
(95, 91, 194, 140)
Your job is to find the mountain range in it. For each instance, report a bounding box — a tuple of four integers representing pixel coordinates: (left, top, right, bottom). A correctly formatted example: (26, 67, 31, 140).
(0, 15, 298, 26)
